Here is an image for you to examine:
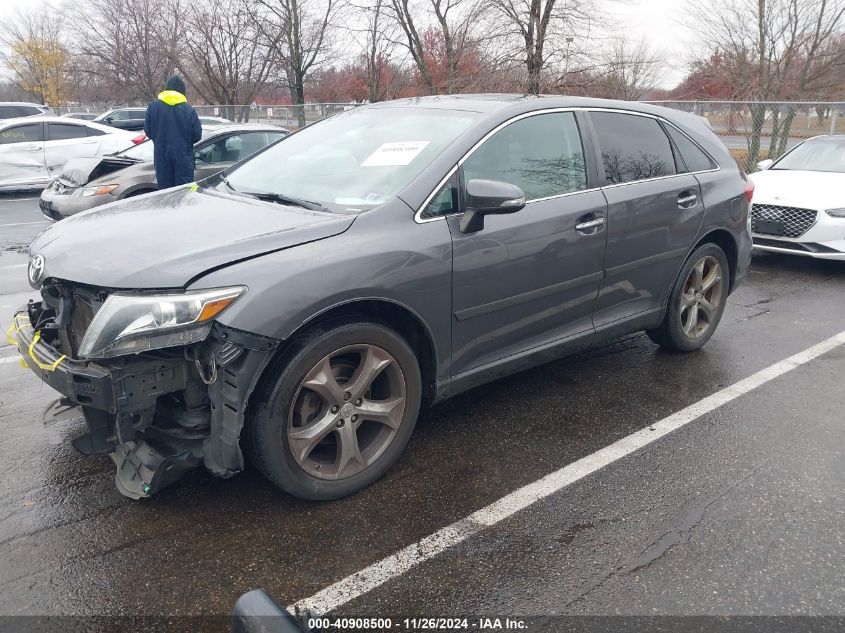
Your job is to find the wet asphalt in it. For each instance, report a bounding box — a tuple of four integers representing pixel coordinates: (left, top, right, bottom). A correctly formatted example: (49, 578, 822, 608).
(0, 192, 843, 629)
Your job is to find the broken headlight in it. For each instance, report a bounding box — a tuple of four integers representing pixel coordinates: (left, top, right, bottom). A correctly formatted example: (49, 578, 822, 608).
(72, 184, 119, 197)
(78, 286, 246, 358)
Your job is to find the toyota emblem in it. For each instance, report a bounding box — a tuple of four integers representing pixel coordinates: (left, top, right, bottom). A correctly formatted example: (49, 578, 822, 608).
(28, 254, 46, 286)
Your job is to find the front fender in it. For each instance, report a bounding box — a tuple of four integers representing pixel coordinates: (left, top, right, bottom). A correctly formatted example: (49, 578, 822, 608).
(189, 202, 454, 381)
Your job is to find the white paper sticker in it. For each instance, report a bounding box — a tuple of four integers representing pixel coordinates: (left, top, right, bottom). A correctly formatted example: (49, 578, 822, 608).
(361, 141, 430, 167)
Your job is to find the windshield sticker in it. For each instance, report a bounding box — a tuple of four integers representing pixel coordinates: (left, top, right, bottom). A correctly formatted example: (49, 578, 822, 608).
(361, 141, 430, 167)
(335, 194, 385, 206)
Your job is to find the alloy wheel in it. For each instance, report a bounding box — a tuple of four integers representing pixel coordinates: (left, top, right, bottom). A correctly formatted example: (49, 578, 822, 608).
(287, 344, 407, 480)
(680, 255, 723, 339)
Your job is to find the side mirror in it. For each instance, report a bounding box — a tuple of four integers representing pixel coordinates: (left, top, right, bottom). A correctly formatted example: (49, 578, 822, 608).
(757, 159, 773, 171)
(459, 178, 526, 233)
(104, 117, 114, 124)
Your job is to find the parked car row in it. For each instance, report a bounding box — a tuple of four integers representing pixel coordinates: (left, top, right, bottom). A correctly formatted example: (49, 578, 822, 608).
(40, 123, 287, 218)
(1, 101, 234, 129)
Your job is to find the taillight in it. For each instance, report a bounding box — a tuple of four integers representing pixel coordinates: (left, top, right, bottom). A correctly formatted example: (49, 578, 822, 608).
(131, 133, 146, 145)
(743, 175, 754, 203)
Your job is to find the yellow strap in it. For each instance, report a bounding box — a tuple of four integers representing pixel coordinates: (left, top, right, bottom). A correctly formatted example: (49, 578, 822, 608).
(187, 182, 199, 192)
(28, 330, 67, 372)
(6, 314, 30, 344)
(5, 320, 16, 345)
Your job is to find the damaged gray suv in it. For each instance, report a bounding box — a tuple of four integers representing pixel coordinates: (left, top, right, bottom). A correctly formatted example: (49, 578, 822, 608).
(12, 95, 752, 500)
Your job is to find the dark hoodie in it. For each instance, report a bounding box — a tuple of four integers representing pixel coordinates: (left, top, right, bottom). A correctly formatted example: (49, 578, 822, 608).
(144, 76, 202, 151)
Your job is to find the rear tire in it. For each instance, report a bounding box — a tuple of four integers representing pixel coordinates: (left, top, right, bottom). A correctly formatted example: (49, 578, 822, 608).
(246, 320, 421, 500)
(647, 243, 730, 352)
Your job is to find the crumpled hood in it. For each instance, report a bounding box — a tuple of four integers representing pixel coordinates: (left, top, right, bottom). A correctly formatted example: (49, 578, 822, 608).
(29, 187, 355, 288)
(749, 169, 845, 210)
(56, 156, 140, 187)
(56, 157, 110, 186)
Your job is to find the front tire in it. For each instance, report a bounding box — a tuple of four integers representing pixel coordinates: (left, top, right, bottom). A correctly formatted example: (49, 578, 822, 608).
(247, 321, 422, 500)
(647, 243, 730, 352)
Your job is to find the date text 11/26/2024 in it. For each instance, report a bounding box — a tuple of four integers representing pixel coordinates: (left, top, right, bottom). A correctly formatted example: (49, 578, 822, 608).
(306, 618, 528, 630)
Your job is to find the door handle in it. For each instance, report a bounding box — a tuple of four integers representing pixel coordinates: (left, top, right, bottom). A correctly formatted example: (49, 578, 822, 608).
(575, 217, 606, 232)
(678, 191, 698, 208)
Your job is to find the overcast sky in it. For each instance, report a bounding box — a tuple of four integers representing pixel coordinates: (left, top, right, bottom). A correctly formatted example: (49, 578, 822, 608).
(0, 0, 696, 89)
(607, 0, 698, 87)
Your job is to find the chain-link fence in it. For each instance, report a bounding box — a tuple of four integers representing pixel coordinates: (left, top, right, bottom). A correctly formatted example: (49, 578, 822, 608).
(52, 103, 361, 129)
(191, 103, 359, 127)
(54, 100, 843, 173)
(646, 101, 845, 172)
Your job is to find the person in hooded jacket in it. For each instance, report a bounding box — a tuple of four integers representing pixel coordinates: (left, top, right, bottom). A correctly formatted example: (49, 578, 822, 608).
(144, 76, 203, 189)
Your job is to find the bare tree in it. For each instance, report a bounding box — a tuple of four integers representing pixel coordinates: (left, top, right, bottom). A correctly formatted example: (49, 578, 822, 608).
(355, 0, 397, 101)
(387, 0, 484, 94)
(688, 0, 845, 166)
(488, 0, 599, 94)
(255, 0, 344, 125)
(0, 5, 71, 106)
(71, 0, 180, 102)
(174, 0, 278, 120)
(597, 37, 666, 100)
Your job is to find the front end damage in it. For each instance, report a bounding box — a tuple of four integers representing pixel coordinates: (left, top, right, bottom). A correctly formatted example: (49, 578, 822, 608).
(9, 280, 279, 499)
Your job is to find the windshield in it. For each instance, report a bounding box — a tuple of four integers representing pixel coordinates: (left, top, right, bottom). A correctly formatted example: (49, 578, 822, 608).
(773, 138, 845, 173)
(219, 106, 482, 213)
(118, 139, 155, 161)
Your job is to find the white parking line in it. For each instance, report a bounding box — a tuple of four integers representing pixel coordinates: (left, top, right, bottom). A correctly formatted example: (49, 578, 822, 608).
(291, 329, 845, 615)
(0, 356, 20, 365)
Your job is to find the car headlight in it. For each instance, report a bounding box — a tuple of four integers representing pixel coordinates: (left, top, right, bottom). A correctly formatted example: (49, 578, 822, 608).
(78, 286, 246, 358)
(824, 208, 845, 218)
(72, 184, 119, 197)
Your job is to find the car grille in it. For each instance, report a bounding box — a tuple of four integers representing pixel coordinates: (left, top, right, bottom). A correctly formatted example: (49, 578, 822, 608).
(750, 204, 817, 238)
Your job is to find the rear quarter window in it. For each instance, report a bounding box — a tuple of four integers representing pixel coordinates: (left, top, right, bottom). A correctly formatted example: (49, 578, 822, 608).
(663, 123, 716, 172)
(591, 111, 676, 184)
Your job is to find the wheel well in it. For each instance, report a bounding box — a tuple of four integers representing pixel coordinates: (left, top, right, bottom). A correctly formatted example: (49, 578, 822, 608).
(254, 300, 439, 407)
(693, 229, 738, 289)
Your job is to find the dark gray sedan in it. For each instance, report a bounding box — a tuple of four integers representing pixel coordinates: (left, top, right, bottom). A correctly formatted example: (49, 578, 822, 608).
(13, 95, 752, 501)
(40, 123, 287, 219)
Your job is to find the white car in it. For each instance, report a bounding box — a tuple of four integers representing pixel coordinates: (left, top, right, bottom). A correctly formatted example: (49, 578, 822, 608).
(749, 135, 845, 260)
(198, 115, 234, 127)
(0, 116, 137, 191)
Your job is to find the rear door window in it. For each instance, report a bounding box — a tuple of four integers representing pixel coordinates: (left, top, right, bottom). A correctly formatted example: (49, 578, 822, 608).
(0, 123, 44, 144)
(47, 123, 90, 141)
(590, 112, 676, 184)
(663, 124, 716, 172)
(462, 111, 587, 200)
